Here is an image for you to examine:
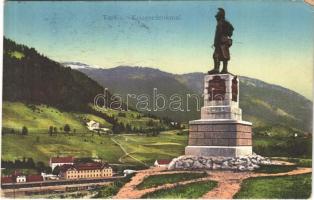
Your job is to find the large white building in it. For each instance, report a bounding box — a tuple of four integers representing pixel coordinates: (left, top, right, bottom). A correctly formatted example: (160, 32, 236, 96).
(86, 120, 110, 133)
(49, 156, 75, 171)
(59, 162, 113, 180)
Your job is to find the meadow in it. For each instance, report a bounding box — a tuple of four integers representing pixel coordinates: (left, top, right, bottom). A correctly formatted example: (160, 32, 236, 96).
(234, 173, 312, 199)
(142, 180, 218, 199)
(136, 172, 208, 190)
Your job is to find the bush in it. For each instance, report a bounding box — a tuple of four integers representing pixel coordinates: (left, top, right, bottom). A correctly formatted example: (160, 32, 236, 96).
(95, 174, 134, 198)
(21, 126, 28, 135)
(253, 136, 312, 158)
(64, 124, 71, 133)
(118, 112, 126, 117)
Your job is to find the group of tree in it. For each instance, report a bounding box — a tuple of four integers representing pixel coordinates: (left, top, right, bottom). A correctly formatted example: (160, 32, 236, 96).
(48, 126, 58, 136)
(143, 128, 161, 136)
(1, 158, 52, 174)
(48, 124, 75, 136)
(4, 126, 29, 135)
(2, 158, 35, 169)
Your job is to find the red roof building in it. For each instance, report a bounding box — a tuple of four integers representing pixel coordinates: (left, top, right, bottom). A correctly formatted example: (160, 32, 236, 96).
(26, 175, 43, 182)
(59, 162, 112, 180)
(50, 156, 75, 164)
(49, 156, 75, 170)
(1, 176, 14, 184)
(154, 159, 172, 167)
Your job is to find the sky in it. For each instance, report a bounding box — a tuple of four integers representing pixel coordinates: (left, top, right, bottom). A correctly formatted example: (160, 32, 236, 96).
(4, 0, 314, 99)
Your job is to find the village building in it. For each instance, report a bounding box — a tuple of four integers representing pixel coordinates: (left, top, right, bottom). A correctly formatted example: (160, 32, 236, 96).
(49, 156, 75, 170)
(123, 169, 136, 176)
(41, 173, 59, 181)
(16, 175, 26, 183)
(154, 159, 172, 167)
(86, 120, 110, 133)
(1, 176, 14, 184)
(87, 120, 100, 131)
(1, 174, 44, 184)
(26, 175, 44, 182)
(59, 162, 113, 180)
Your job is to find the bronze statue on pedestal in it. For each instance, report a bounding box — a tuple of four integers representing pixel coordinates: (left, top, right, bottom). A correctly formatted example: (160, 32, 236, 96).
(208, 8, 234, 74)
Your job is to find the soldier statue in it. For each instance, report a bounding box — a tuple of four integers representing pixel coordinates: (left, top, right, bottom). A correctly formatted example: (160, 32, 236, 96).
(208, 8, 234, 74)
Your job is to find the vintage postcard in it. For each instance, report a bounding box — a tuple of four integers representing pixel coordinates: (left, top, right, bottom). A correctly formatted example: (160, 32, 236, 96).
(1, 0, 313, 199)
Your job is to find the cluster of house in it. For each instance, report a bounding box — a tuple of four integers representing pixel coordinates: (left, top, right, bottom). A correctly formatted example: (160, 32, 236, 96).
(1, 171, 44, 184)
(1, 156, 113, 184)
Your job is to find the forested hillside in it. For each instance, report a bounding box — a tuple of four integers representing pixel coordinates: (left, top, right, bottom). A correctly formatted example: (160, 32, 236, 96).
(3, 38, 103, 111)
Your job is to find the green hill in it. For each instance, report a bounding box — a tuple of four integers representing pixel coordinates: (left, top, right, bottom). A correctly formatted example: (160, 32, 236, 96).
(2, 101, 175, 164)
(2, 102, 113, 133)
(3, 38, 103, 111)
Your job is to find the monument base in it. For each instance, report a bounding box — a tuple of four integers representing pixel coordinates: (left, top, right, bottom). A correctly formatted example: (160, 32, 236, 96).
(185, 146, 252, 157)
(186, 119, 253, 157)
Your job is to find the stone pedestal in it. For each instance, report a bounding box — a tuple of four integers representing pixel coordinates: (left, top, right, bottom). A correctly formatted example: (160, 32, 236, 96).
(185, 74, 252, 157)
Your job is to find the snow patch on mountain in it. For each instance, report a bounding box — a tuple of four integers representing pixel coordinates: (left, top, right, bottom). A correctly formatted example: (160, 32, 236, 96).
(62, 62, 100, 69)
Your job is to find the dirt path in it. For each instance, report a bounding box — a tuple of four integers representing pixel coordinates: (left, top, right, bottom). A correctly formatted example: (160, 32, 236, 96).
(114, 167, 209, 199)
(114, 166, 311, 199)
(110, 136, 148, 166)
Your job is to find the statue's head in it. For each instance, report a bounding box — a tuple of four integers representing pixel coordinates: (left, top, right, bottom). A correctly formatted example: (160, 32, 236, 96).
(215, 8, 225, 21)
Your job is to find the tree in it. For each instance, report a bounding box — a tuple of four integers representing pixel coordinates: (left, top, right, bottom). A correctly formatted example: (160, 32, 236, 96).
(48, 126, 53, 136)
(21, 126, 28, 135)
(64, 124, 71, 134)
(52, 165, 60, 175)
(53, 127, 58, 134)
(26, 158, 35, 169)
(112, 124, 120, 134)
(126, 124, 131, 133)
(146, 119, 155, 127)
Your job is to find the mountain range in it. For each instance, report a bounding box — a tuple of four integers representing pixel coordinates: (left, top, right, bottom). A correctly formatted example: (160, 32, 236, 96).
(2, 37, 311, 137)
(63, 62, 313, 136)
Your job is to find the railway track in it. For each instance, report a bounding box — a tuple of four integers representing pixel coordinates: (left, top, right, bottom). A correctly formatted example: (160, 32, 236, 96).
(1, 176, 124, 189)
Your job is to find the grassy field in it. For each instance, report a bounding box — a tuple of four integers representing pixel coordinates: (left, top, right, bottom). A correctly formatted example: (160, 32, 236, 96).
(254, 165, 297, 174)
(2, 133, 124, 164)
(234, 173, 312, 199)
(93, 106, 168, 129)
(2, 101, 184, 165)
(274, 157, 312, 167)
(2, 129, 187, 165)
(2, 102, 96, 133)
(113, 131, 187, 165)
(137, 172, 207, 190)
(2, 102, 167, 134)
(142, 180, 218, 199)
